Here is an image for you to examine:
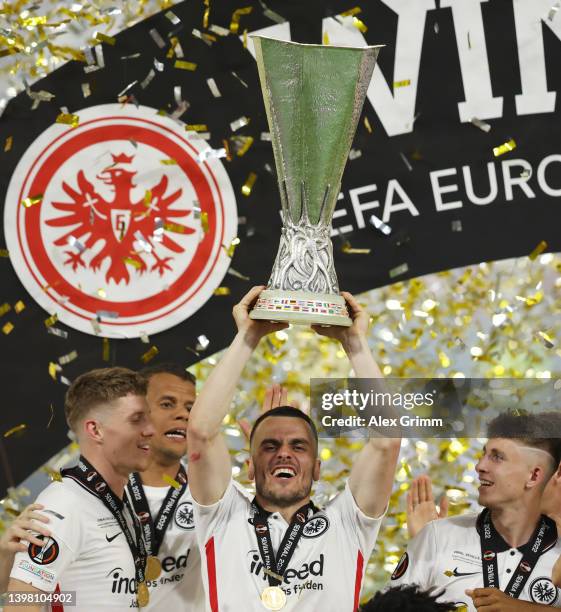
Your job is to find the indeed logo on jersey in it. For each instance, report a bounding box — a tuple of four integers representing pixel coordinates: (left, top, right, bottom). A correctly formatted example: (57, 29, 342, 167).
(248, 550, 325, 595)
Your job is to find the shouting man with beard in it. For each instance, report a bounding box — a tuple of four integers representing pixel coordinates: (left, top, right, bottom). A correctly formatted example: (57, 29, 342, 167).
(187, 286, 401, 612)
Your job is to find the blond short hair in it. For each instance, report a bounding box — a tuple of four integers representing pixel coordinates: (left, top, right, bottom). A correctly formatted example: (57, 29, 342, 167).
(64, 367, 147, 432)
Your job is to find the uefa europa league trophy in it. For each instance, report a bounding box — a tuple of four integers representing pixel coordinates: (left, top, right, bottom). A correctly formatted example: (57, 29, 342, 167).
(249, 36, 382, 327)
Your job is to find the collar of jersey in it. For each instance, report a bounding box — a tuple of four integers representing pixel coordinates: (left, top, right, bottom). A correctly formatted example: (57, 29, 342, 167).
(476, 509, 558, 554)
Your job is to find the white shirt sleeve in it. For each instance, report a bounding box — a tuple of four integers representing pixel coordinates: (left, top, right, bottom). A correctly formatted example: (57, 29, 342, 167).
(388, 520, 438, 591)
(191, 479, 248, 547)
(325, 480, 386, 557)
(10, 483, 81, 592)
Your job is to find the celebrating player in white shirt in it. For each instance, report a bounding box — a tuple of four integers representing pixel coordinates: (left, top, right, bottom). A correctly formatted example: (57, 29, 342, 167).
(6, 367, 155, 611)
(187, 285, 401, 612)
(392, 412, 561, 611)
(125, 363, 204, 610)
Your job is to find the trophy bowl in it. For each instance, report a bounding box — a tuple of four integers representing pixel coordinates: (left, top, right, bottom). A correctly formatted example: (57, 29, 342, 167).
(249, 36, 382, 327)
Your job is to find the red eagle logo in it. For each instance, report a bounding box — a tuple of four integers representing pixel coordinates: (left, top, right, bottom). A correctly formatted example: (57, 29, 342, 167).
(46, 153, 195, 284)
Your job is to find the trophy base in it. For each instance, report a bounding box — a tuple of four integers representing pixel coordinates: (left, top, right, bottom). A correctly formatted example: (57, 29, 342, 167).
(250, 290, 352, 327)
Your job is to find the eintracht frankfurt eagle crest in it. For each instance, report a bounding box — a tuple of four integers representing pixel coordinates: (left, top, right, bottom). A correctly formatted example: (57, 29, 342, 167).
(4, 104, 237, 337)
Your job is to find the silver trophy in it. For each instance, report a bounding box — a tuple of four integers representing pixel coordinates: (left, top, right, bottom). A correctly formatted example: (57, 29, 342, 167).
(249, 36, 382, 326)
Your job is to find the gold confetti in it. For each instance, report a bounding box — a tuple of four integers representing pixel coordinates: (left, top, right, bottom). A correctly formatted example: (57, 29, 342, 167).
(49, 362, 60, 380)
(243, 28, 248, 48)
(94, 32, 116, 45)
(224, 237, 241, 258)
(529, 240, 547, 260)
(163, 474, 181, 489)
(3, 424, 26, 438)
(143, 190, 152, 206)
(352, 17, 368, 33)
(185, 124, 208, 132)
(493, 138, 516, 157)
(214, 287, 231, 296)
(102, 338, 110, 361)
(0, 303, 11, 316)
(174, 60, 197, 71)
(44, 314, 58, 328)
(21, 194, 43, 208)
(537, 331, 555, 348)
(241, 172, 257, 196)
(203, 0, 210, 29)
(341, 7, 362, 16)
(234, 136, 254, 157)
(394, 79, 411, 88)
(141, 346, 159, 363)
(201, 212, 209, 233)
(2, 322, 14, 335)
(230, 6, 253, 34)
(364, 116, 373, 133)
(97, 288, 106, 298)
(4, 136, 12, 152)
(0, 249, 9, 257)
(323, 32, 330, 45)
(163, 222, 185, 233)
(56, 113, 79, 128)
(161, 158, 178, 165)
(341, 241, 371, 255)
(123, 257, 142, 269)
(14, 301, 25, 314)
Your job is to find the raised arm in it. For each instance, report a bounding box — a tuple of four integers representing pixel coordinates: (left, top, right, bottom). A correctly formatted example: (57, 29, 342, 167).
(187, 286, 288, 505)
(312, 292, 401, 518)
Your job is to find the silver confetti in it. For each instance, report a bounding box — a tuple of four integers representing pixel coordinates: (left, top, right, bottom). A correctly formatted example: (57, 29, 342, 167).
(230, 116, 250, 131)
(96, 310, 119, 319)
(209, 24, 230, 36)
(207, 77, 221, 98)
(260, 132, 271, 141)
(196, 334, 210, 351)
(94, 44, 105, 68)
(451, 220, 463, 232)
(198, 147, 227, 162)
(140, 331, 150, 344)
(90, 319, 101, 335)
(471, 117, 491, 132)
(389, 263, 409, 279)
(117, 80, 138, 97)
(47, 326, 68, 339)
(140, 69, 155, 89)
(154, 58, 164, 72)
(68, 235, 85, 253)
(548, 3, 560, 20)
(399, 152, 413, 172)
(369, 215, 392, 235)
(165, 10, 180, 25)
(349, 149, 362, 160)
(227, 267, 250, 281)
(81, 83, 91, 98)
(231, 71, 248, 88)
(149, 28, 166, 48)
(134, 231, 152, 253)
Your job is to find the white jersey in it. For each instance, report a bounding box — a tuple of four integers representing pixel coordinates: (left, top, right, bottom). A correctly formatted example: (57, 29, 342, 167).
(193, 479, 384, 612)
(10, 477, 139, 611)
(141, 484, 204, 610)
(390, 513, 561, 610)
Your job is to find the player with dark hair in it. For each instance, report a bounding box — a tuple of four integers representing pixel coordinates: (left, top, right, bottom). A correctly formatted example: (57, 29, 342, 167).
(394, 411, 561, 611)
(361, 585, 455, 612)
(187, 285, 401, 611)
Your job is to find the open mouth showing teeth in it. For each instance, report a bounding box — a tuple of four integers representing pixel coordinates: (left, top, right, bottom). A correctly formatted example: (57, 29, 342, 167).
(272, 467, 296, 479)
(165, 429, 186, 439)
(480, 479, 493, 487)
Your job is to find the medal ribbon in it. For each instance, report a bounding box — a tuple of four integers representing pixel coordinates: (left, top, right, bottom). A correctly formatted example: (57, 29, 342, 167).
(62, 456, 147, 586)
(479, 508, 557, 598)
(127, 465, 187, 556)
(251, 499, 318, 588)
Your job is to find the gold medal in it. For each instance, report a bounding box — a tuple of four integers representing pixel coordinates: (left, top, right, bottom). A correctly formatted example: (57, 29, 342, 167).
(261, 586, 286, 610)
(145, 555, 162, 581)
(137, 581, 150, 608)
